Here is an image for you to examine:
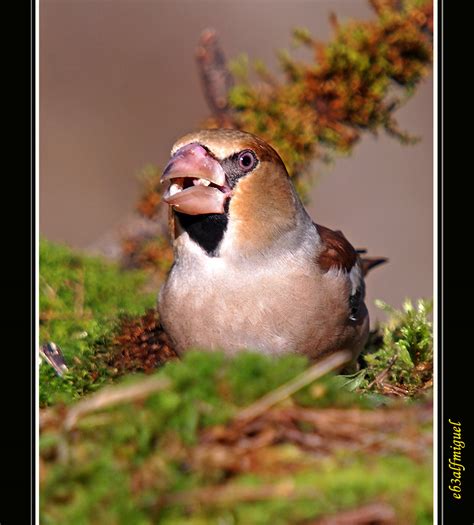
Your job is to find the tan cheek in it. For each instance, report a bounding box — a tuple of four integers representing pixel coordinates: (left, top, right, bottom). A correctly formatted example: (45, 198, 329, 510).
(229, 166, 296, 252)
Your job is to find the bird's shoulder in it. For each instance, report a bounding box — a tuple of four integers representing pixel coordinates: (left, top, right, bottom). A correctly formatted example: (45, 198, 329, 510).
(313, 222, 358, 273)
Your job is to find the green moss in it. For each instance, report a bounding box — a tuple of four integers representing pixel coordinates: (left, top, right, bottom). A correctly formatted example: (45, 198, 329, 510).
(40, 239, 155, 406)
(226, 455, 432, 525)
(41, 351, 432, 524)
(343, 299, 433, 396)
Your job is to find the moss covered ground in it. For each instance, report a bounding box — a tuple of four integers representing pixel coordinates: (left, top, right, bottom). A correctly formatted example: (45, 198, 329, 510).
(39, 240, 433, 524)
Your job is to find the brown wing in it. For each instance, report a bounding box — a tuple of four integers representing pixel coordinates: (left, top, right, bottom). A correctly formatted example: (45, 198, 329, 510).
(314, 223, 387, 321)
(315, 223, 358, 273)
(315, 224, 388, 276)
(314, 223, 362, 321)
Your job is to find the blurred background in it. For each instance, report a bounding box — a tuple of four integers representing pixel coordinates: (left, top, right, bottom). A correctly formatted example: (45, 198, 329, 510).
(40, 0, 433, 324)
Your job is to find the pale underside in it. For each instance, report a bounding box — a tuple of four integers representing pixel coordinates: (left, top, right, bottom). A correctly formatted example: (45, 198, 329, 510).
(158, 228, 369, 362)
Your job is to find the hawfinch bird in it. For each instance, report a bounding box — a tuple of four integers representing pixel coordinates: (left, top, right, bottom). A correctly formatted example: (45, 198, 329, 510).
(158, 129, 384, 365)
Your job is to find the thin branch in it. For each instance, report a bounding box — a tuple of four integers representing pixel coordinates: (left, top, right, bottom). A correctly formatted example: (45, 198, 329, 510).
(158, 482, 320, 509)
(195, 28, 235, 125)
(367, 349, 400, 389)
(310, 502, 396, 525)
(234, 351, 351, 423)
(64, 375, 171, 431)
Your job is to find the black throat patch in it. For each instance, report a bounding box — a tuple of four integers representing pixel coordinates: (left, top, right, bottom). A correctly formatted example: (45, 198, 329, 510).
(175, 211, 228, 256)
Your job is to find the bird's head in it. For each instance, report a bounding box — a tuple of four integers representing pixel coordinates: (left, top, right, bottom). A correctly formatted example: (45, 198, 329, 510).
(161, 129, 305, 256)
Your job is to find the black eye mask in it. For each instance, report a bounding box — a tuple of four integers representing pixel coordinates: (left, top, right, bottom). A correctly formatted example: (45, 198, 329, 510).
(220, 150, 259, 188)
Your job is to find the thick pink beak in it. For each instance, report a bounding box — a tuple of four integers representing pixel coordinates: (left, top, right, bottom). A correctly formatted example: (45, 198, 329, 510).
(161, 143, 230, 215)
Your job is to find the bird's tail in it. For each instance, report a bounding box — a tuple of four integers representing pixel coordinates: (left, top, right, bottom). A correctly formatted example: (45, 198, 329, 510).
(356, 249, 388, 277)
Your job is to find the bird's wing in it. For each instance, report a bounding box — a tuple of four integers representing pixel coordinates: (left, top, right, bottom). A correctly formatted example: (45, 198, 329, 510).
(314, 223, 358, 274)
(314, 223, 364, 321)
(314, 223, 388, 320)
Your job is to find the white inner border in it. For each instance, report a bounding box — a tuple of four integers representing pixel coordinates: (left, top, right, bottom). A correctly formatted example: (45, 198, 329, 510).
(433, 0, 439, 522)
(35, 0, 40, 523)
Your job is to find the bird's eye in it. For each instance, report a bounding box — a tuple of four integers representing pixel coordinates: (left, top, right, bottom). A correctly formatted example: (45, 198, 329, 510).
(237, 150, 257, 172)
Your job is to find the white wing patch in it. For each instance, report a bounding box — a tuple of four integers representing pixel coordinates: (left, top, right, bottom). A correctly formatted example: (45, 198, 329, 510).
(349, 261, 363, 296)
(348, 261, 365, 321)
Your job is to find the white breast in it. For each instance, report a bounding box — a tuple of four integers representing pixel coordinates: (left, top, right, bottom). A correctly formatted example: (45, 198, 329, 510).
(158, 229, 353, 358)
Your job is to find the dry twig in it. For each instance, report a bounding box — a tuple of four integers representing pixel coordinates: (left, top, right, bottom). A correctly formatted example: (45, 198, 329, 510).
(235, 351, 351, 423)
(64, 375, 170, 431)
(158, 480, 320, 509)
(309, 502, 396, 525)
(367, 349, 400, 389)
(196, 28, 235, 126)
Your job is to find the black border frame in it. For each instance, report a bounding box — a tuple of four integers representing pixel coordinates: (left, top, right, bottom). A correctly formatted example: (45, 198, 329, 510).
(1, 0, 35, 522)
(29, 0, 468, 522)
(441, 0, 472, 520)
